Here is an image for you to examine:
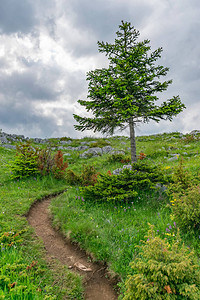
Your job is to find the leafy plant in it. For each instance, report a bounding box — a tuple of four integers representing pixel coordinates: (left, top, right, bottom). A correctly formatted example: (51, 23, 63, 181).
(89, 139, 110, 148)
(167, 157, 193, 195)
(171, 186, 200, 232)
(107, 153, 131, 163)
(52, 150, 68, 179)
(66, 165, 99, 186)
(10, 142, 68, 179)
(81, 161, 167, 203)
(10, 141, 39, 178)
(123, 225, 200, 300)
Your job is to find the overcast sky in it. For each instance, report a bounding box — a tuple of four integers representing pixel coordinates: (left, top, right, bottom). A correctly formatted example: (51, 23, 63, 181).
(0, 0, 199, 139)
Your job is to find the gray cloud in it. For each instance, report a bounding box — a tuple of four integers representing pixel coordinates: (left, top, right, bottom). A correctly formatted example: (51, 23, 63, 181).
(0, 0, 199, 138)
(0, 0, 36, 34)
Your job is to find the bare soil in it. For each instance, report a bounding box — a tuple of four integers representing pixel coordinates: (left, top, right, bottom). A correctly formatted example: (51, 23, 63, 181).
(27, 196, 119, 300)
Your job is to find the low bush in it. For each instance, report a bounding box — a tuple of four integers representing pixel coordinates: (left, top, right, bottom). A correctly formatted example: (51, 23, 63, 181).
(107, 153, 131, 163)
(89, 139, 110, 148)
(81, 161, 168, 203)
(171, 186, 200, 232)
(10, 142, 68, 179)
(123, 225, 200, 300)
(10, 142, 39, 178)
(66, 165, 99, 186)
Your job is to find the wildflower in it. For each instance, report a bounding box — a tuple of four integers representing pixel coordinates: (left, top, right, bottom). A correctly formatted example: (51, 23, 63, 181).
(169, 225, 172, 229)
(174, 222, 176, 228)
(166, 228, 170, 232)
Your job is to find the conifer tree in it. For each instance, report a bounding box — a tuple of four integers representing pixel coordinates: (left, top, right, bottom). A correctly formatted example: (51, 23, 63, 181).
(74, 21, 185, 162)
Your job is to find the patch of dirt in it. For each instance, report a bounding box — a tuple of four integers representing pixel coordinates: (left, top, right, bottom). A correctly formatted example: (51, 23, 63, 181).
(27, 196, 119, 300)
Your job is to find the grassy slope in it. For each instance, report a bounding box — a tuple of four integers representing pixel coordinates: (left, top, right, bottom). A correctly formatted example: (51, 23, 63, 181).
(1, 132, 200, 298)
(0, 146, 83, 299)
(50, 132, 200, 297)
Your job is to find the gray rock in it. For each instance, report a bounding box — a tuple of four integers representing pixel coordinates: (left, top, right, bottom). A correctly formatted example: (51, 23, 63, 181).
(80, 147, 103, 158)
(112, 164, 132, 175)
(77, 145, 89, 151)
(1, 144, 16, 150)
(169, 153, 180, 157)
(110, 150, 125, 155)
(168, 156, 179, 161)
(60, 140, 72, 145)
(0, 136, 8, 143)
(63, 153, 71, 157)
(189, 130, 200, 135)
(102, 146, 113, 153)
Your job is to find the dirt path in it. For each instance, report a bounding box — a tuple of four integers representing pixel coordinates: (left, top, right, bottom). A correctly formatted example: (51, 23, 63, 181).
(27, 196, 118, 300)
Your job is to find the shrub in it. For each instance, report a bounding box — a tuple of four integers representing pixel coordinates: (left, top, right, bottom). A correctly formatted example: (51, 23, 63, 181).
(108, 153, 131, 163)
(167, 157, 193, 196)
(10, 142, 39, 178)
(89, 139, 110, 148)
(37, 146, 55, 176)
(66, 165, 99, 186)
(181, 134, 198, 143)
(81, 161, 168, 203)
(123, 225, 200, 300)
(66, 169, 81, 185)
(171, 186, 200, 232)
(52, 150, 68, 179)
(81, 165, 99, 186)
(10, 142, 68, 179)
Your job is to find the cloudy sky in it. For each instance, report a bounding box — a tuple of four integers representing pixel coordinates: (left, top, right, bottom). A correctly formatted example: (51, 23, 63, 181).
(0, 0, 199, 139)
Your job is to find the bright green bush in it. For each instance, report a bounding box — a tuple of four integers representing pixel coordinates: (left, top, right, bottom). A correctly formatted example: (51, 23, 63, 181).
(171, 186, 200, 232)
(167, 157, 192, 195)
(123, 225, 200, 300)
(10, 142, 68, 179)
(81, 161, 168, 203)
(10, 142, 39, 178)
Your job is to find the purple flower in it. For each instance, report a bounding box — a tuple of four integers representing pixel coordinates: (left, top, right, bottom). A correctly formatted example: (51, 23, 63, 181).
(166, 228, 170, 232)
(157, 230, 159, 232)
(174, 222, 176, 228)
(147, 238, 150, 241)
(124, 209, 126, 212)
(169, 225, 172, 229)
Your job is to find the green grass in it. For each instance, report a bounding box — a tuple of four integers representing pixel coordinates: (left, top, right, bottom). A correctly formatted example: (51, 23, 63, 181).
(1, 131, 200, 299)
(0, 147, 83, 299)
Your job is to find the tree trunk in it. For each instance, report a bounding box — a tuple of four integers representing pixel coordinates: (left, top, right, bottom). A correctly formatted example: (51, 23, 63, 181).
(129, 118, 137, 162)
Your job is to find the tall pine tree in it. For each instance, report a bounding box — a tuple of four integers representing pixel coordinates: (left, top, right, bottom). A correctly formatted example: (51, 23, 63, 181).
(74, 21, 185, 162)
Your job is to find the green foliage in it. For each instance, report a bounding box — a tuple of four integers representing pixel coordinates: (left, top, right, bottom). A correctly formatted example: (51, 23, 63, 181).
(73, 21, 185, 162)
(89, 139, 110, 148)
(123, 225, 200, 300)
(66, 165, 99, 186)
(107, 153, 131, 163)
(182, 134, 199, 143)
(10, 141, 39, 178)
(171, 186, 200, 232)
(10, 142, 68, 179)
(167, 157, 193, 195)
(81, 161, 167, 203)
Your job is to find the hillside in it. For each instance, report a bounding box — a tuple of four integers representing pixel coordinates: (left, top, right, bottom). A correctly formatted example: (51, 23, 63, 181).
(0, 131, 200, 299)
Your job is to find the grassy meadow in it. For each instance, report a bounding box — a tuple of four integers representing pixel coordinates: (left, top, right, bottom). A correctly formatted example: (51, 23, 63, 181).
(0, 131, 200, 299)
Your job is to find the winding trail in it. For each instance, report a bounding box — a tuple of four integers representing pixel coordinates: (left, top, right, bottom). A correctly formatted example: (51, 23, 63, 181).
(27, 196, 118, 300)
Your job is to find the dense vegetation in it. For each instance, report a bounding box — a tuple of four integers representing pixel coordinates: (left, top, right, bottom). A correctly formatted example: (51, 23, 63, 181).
(0, 131, 200, 299)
